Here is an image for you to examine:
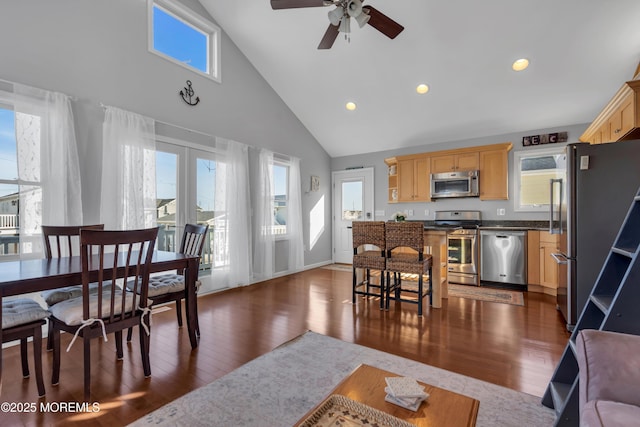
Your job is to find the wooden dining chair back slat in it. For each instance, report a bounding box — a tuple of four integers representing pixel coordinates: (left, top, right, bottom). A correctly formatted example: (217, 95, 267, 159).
(351, 221, 386, 309)
(49, 227, 159, 401)
(385, 222, 433, 316)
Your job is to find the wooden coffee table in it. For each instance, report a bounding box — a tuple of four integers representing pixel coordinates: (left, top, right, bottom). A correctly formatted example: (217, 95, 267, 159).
(295, 364, 479, 427)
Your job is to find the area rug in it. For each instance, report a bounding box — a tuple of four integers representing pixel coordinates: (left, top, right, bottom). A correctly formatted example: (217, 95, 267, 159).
(448, 284, 525, 306)
(129, 331, 553, 427)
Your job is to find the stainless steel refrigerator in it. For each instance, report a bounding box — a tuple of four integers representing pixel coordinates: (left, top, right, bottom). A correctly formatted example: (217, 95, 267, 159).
(550, 140, 640, 330)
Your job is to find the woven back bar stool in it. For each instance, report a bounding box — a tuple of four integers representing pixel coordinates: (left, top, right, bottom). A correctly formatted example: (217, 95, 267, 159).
(385, 221, 433, 316)
(352, 221, 386, 309)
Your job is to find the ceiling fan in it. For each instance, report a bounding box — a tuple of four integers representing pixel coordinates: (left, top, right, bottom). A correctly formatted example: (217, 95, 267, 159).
(270, 0, 404, 49)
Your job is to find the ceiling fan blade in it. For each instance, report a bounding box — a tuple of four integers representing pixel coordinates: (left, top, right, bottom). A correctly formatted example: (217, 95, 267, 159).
(271, 0, 328, 9)
(362, 6, 404, 39)
(317, 23, 340, 49)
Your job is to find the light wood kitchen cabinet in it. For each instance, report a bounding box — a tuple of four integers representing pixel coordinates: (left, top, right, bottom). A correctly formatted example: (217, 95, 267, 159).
(384, 157, 399, 203)
(479, 148, 508, 200)
(397, 155, 430, 202)
(431, 152, 479, 173)
(527, 230, 560, 295)
(580, 80, 640, 144)
(384, 142, 511, 203)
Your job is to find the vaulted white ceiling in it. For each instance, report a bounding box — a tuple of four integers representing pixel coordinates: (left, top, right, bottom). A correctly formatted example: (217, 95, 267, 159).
(199, 0, 640, 157)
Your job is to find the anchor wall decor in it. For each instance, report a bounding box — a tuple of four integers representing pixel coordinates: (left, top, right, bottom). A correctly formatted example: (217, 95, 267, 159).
(180, 80, 200, 106)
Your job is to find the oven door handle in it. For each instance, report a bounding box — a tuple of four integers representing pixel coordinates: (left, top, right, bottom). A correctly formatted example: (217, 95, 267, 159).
(551, 252, 568, 265)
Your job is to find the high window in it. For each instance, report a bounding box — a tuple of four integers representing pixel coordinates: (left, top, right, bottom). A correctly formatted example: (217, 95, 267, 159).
(514, 147, 566, 211)
(148, 0, 221, 82)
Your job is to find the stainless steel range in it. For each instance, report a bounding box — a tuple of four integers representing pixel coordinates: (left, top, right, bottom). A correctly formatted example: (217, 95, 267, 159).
(434, 210, 481, 286)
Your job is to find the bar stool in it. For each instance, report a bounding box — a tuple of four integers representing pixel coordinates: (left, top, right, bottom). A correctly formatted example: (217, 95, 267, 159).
(385, 221, 433, 316)
(352, 221, 386, 309)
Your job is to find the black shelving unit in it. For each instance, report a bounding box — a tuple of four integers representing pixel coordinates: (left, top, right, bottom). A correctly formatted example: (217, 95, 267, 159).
(542, 186, 640, 426)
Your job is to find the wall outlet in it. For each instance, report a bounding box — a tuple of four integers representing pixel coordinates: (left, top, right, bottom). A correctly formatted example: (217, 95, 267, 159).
(424, 209, 430, 217)
(497, 208, 506, 216)
(408, 209, 414, 216)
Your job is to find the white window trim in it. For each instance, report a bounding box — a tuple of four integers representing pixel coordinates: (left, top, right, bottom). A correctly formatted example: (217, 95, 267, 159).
(513, 146, 565, 213)
(147, 0, 222, 83)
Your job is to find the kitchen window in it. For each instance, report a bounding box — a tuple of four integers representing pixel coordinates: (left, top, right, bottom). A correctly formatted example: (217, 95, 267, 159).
(148, 0, 221, 82)
(514, 147, 566, 212)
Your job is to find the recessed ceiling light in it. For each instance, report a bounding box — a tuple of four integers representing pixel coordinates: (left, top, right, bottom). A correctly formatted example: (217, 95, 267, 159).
(345, 102, 357, 111)
(416, 84, 430, 94)
(512, 58, 530, 72)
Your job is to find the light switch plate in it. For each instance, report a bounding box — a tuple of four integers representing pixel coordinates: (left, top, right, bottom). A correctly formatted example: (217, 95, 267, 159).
(580, 155, 589, 170)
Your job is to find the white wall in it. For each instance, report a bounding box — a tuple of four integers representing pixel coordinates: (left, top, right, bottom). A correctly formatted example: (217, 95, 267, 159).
(0, 0, 333, 270)
(331, 123, 589, 222)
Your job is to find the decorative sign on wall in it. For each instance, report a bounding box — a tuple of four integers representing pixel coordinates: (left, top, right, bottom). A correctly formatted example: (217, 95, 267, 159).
(522, 131, 568, 147)
(180, 80, 200, 106)
(310, 175, 320, 192)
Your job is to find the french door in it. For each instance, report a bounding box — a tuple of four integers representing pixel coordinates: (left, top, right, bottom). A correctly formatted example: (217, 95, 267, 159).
(156, 141, 222, 293)
(332, 168, 375, 264)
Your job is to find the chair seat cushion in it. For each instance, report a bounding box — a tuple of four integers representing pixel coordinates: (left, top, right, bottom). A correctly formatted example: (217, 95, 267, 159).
(353, 251, 385, 270)
(126, 274, 185, 297)
(42, 282, 113, 306)
(2, 298, 50, 329)
(49, 290, 151, 326)
(387, 253, 433, 274)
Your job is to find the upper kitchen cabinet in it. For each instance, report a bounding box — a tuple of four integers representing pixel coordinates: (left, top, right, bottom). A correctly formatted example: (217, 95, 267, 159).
(580, 80, 640, 144)
(431, 152, 479, 173)
(397, 154, 431, 202)
(479, 146, 510, 200)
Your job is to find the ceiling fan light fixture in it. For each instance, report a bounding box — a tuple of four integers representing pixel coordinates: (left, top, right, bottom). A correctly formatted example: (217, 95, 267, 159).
(339, 16, 351, 33)
(347, 0, 363, 17)
(354, 12, 370, 28)
(328, 6, 344, 26)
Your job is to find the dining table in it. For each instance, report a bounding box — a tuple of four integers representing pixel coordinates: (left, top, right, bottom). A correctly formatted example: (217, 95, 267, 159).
(0, 250, 201, 392)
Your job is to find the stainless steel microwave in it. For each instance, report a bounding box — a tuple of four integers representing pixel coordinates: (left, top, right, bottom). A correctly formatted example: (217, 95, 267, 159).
(430, 170, 479, 199)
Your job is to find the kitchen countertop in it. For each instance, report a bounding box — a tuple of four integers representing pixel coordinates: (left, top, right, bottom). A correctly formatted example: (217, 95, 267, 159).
(420, 220, 549, 231)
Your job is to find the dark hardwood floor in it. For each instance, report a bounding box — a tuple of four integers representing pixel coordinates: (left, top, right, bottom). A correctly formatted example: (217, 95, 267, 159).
(1, 266, 569, 426)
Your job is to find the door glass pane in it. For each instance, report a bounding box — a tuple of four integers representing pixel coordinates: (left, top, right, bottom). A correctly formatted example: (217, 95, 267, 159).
(156, 151, 177, 251)
(196, 157, 215, 272)
(342, 180, 363, 220)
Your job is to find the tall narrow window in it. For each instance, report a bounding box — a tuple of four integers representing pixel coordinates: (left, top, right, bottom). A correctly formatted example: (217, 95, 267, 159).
(273, 163, 288, 235)
(148, 0, 221, 82)
(0, 107, 19, 257)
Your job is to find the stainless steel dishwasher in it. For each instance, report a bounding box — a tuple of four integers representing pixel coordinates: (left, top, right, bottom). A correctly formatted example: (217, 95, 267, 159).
(480, 230, 527, 285)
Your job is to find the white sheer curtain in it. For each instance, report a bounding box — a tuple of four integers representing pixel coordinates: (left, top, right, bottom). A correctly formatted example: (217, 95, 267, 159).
(287, 157, 304, 272)
(252, 148, 275, 281)
(213, 138, 251, 288)
(11, 84, 83, 257)
(100, 107, 156, 230)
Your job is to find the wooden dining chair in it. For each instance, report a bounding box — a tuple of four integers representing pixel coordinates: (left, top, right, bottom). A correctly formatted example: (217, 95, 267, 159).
(126, 223, 209, 341)
(352, 221, 386, 309)
(2, 298, 50, 397)
(41, 224, 105, 350)
(49, 227, 158, 400)
(384, 221, 433, 316)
